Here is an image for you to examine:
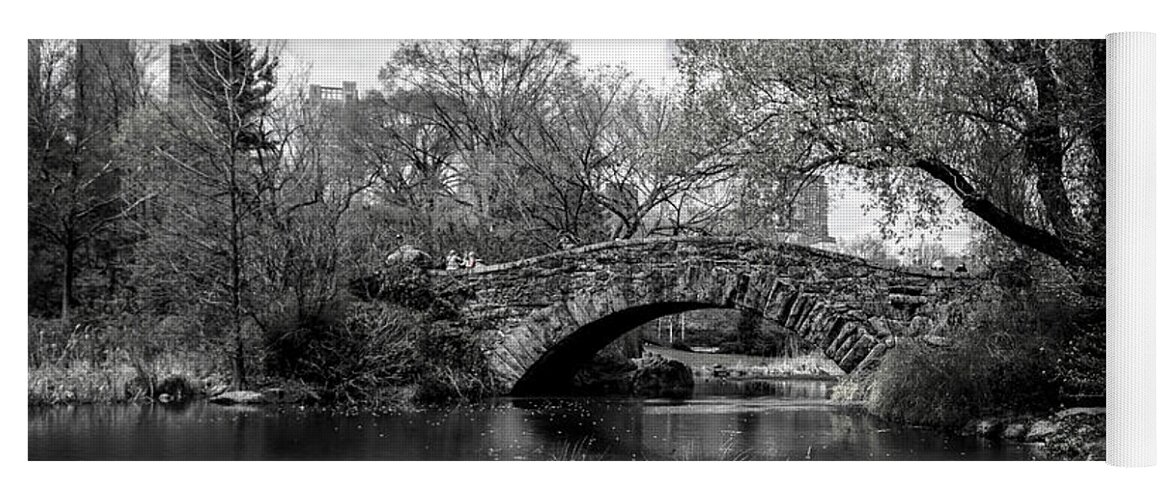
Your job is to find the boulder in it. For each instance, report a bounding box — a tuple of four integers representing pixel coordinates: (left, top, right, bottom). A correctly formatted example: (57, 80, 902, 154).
(570, 350, 636, 395)
(1025, 420, 1059, 442)
(1001, 423, 1028, 440)
(260, 386, 321, 404)
(632, 356, 694, 398)
(1054, 407, 1107, 420)
(962, 417, 1004, 437)
(209, 390, 268, 406)
(386, 245, 432, 267)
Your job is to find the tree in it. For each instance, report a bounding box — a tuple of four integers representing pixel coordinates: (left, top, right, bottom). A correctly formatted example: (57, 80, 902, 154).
(130, 39, 280, 388)
(378, 39, 587, 254)
(346, 89, 463, 254)
(28, 39, 150, 322)
(841, 235, 899, 267)
(676, 40, 1105, 296)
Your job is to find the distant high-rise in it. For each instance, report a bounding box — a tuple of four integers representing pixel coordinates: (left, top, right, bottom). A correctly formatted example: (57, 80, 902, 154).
(76, 39, 139, 135)
(168, 42, 200, 101)
(781, 175, 833, 245)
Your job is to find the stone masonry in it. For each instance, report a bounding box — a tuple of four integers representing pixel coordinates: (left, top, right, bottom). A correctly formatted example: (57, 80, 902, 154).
(428, 236, 989, 395)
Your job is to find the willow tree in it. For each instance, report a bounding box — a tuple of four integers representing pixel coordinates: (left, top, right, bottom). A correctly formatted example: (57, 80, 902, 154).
(677, 40, 1105, 296)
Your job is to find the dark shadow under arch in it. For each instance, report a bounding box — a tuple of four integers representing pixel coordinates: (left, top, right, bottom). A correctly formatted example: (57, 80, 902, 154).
(511, 301, 721, 395)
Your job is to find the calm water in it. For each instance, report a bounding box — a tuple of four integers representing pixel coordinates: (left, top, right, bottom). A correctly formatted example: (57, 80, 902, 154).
(28, 379, 1034, 460)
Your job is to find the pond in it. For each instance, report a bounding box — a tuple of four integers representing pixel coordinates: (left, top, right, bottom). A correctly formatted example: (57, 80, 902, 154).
(28, 379, 1035, 460)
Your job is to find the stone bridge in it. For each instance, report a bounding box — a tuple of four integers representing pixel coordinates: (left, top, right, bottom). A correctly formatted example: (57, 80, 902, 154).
(428, 236, 988, 395)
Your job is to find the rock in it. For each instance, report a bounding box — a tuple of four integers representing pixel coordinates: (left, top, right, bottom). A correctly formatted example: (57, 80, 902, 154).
(1002, 423, 1028, 440)
(570, 350, 636, 395)
(963, 418, 1004, 437)
(632, 357, 694, 398)
(907, 316, 932, 336)
(206, 383, 230, 397)
(1054, 407, 1106, 420)
(260, 386, 321, 404)
(921, 335, 951, 347)
(1025, 420, 1059, 442)
(386, 244, 432, 267)
(209, 390, 268, 406)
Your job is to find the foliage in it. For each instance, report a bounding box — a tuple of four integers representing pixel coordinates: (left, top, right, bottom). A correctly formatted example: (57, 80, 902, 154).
(261, 301, 421, 404)
(27, 40, 151, 321)
(840, 235, 899, 266)
(410, 321, 492, 402)
(677, 40, 1105, 294)
(259, 294, 490, 404)
(1039, 413, 1106, 460)
(861, 284, 1101, 428)
(28, 313, 224, 405)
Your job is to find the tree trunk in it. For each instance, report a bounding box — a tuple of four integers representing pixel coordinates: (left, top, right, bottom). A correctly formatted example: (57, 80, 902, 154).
(61, 242, 75, 327)
(229, 156, 247, 390)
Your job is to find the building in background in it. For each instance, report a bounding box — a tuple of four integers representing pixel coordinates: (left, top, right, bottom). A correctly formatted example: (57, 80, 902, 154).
(76, 40, 140, 135)
(775, 174, 834, 246)
(309, 82, 358, 104)
(167, 42, 199, 102)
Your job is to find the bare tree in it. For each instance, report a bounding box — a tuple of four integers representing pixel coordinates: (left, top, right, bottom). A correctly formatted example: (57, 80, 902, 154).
(28, 39, 152, 323)
(129, 39, 280, 388)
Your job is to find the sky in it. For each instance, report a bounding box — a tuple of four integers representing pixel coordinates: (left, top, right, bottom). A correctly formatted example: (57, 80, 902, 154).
(153, 39, 974, 257)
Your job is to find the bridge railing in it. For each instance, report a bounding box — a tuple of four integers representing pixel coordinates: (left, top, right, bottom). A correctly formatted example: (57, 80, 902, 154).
(425, 235, 984, 281)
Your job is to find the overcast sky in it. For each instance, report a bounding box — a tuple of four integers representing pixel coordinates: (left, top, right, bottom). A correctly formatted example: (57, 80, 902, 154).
(152, 39, 974, 257)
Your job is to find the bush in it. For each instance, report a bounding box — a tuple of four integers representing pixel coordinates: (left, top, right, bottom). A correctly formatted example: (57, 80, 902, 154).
(260, 296, 492, 405)
(860, 285, 1100, 429)
(261, 300, 421, 404)
(410, 323, 491, 402)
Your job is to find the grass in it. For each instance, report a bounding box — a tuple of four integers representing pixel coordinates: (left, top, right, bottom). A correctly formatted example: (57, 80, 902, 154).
(28, 361, 139, 405)
(28, 316, 228, 405)
(28, 355, 223, 405)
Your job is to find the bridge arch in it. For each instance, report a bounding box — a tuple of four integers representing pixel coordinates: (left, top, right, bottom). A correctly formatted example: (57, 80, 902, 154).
(431, 237, 981, 395)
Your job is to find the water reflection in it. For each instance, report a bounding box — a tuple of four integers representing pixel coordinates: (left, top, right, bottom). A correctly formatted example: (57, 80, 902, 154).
(29, 380, 1034, 460)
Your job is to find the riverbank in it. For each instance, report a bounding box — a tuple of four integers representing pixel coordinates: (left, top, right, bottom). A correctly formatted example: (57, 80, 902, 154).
(28, 359, 419, 412)
(830, 376, 1106, 460)
(959, 407, 1106, 460)
(27, 355, 226, 406)
(643, 344, 843, 380)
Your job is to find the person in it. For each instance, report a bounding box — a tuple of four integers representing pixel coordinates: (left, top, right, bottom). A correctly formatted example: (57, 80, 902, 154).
(930, 259, 945, 271)
(954, 262, 969, 273)
(464, 251, 478, 269)
(444, 250, 462, 270)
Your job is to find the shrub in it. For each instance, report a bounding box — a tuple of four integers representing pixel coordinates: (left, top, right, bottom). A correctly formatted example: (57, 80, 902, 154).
(261, 300, 420, 404)
(410, 323, 491, 402)
(861, 285, 1098, 429)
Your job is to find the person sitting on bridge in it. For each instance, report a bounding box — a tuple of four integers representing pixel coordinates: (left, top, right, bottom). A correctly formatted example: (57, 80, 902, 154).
(954, 262, 969, 273)
(445, 250, 463, 270)
(930, 259, 945, 271)
(464, 251, 478, 269)
(558, 235, 577, 250)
